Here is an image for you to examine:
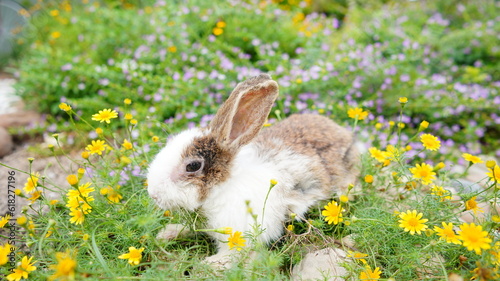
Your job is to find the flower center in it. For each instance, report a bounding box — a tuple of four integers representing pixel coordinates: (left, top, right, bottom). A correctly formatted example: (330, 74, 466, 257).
(408, 218, 419, 227)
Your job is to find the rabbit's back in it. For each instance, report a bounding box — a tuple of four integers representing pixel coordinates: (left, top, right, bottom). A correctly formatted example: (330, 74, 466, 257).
(255, 114, 359, 194)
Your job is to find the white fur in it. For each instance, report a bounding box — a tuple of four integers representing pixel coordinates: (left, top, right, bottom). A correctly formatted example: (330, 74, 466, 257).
(147, 128, 204, 211)
(202, 138, 327, 251)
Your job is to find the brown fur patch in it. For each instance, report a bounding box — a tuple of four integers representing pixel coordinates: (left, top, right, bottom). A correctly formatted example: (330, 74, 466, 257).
(256, 114, 360, 194)
(181, 135, 234, 201)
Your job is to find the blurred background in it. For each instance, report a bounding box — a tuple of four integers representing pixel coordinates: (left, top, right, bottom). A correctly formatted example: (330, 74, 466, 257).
(0, 0, 499, 162)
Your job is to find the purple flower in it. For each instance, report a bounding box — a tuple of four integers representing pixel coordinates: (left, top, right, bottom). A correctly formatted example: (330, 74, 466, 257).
(61, 64, 72, 71)
(185, 112, 198, 119)
(400, 74, 410, 82)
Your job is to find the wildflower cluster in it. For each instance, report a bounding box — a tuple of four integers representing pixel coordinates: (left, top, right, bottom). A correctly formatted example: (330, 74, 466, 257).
(66, 182, 95, 225)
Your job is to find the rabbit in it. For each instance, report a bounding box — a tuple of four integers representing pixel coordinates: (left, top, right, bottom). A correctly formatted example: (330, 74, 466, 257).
(147, 73, 359, 267)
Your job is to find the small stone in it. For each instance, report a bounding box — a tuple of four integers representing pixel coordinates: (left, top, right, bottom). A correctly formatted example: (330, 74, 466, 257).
(0, 127, 13, 157)
(341, 234, 356, 248)
(0, 111, 41, 128)
(450, 179, 484, 193)
(448, 272, 464, 281)
(465, 165, 490, 186)
(292, 247, 349, 281)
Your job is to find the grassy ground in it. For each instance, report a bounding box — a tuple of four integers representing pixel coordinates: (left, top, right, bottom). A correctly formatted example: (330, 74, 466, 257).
(1, 0, 500, 280)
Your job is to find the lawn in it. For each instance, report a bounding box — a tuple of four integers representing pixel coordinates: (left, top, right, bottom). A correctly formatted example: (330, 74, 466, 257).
(0, 0, 499, 280)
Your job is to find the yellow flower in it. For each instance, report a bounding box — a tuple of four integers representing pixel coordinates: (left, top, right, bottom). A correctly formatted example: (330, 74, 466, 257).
(85, 140, 107, 155)
(49, 250, 76, 281)
(398, 210, 428, 235)
(419, 120, 429, 130)
(17, 216, 27, 225)
(61, 2, 72, 12)
(50, 199, 59, 205)
(168, 46, 177, 53)
(27, 220, 35, 232)
(51, 31, 61, 39)
(487, 165, 500, 182)
(270, 179, 278, 186)
(347, 251, 368, 264)
(433, 222, 461, 244)
(66, 174, 78, 186)
(398, 97, 408, 104)
(118, 247, 144, 265)
(152, 136, 159, 142)
(124, 113, 133, 120)
(364, 175, 374, 184)
(215, 227, 233, 234)
(486, 160, 497, 169)
(492, 215, 500, 223)
(50, 9, 59, 16)
(28, 191, 42, 204)
(322, 201, 344, 225)
(66, 183, 95, 213)
(130, 119, 138, 125)
(347, 107, 368, 120)
(374, 123, 383, 130)
(384, 145, 401, 161)
(95, 127, 103, 135)
(124, 98, 131, 105)
(77, 168, 85, 179)
(69, 209, 85, 225)
(0, 215, 11, 228)
(213, 27, 223, 36)
(462, 153, 483, 164)
(122, 139, 133, 150)
(339, 194, 349, 203)
(430, 184, 452, 201)
(101, 186, 122, 203)
(434, 162, 446, 170)
(457, 223, 492, 255)
(81, 151, 90, 159)
(91, 109, 118, 124)
(465, 196, 484, 215)
(7, 256, 36, 281)
(23, 172, 40, 193)
(359, 266, 382, 280)
(228, 231, 246, 251)
(216, 21, 226, 28)
(73, 182, 94, 197)
(368, 147, 388, 163)
(0, 243, 12, 265)
(409, 163, 436, 185)
(59, 102, 71, 111)
(66, 196, 93, 212)
(420, 134, 441, 151)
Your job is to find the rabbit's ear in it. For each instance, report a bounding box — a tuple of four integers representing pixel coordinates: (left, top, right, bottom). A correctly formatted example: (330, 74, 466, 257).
(209, 74, 279, 149)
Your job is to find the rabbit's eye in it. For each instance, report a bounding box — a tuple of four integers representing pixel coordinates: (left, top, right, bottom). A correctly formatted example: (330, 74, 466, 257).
(186, 161, 202, 173)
